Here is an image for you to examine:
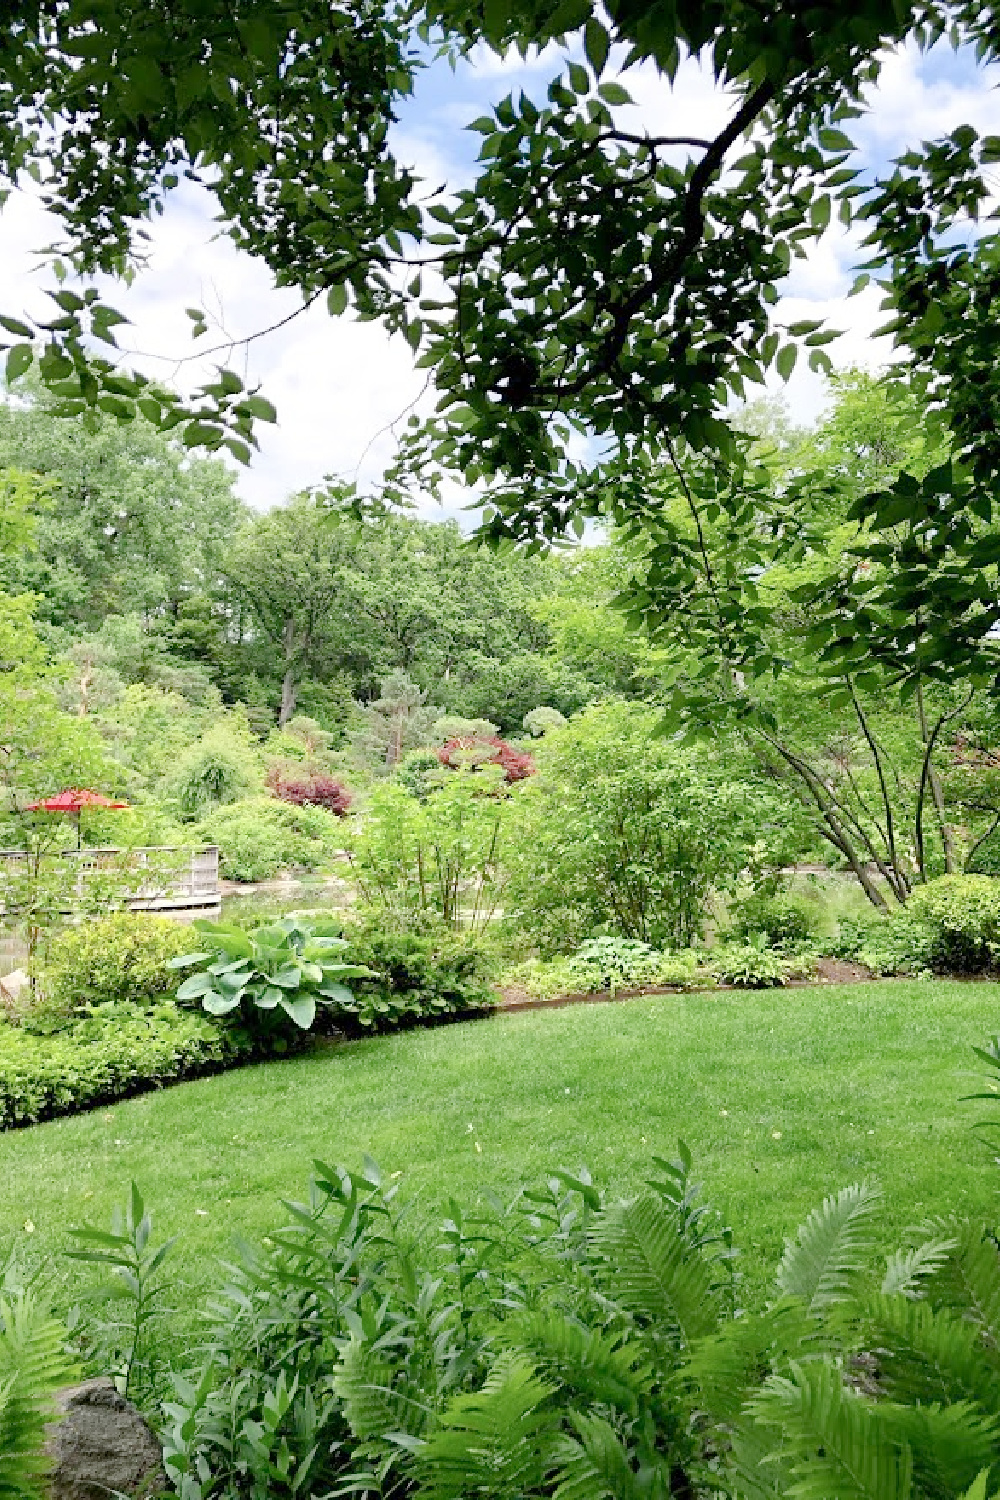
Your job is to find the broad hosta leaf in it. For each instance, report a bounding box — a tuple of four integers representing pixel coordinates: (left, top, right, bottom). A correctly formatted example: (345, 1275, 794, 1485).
(203, 990, 244, 1015)
(175, 972, 215, 1001)
(278, 995, 316, 1029)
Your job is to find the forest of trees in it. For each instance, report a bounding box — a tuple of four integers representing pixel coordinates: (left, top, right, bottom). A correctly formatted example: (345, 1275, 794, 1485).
(2, 366, 1000, 909)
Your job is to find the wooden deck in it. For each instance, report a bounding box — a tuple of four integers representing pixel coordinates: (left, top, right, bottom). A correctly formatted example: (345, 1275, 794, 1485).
(0, 845, 221, 921)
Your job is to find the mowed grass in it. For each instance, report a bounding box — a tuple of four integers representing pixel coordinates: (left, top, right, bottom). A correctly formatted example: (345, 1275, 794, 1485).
(2, 979, 999, 1316)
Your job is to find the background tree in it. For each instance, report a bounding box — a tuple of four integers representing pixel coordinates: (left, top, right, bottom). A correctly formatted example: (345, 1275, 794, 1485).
(222, 494, 359, 726)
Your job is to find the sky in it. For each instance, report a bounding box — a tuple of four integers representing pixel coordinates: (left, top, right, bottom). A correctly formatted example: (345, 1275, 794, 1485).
(0, 28, 998, 517)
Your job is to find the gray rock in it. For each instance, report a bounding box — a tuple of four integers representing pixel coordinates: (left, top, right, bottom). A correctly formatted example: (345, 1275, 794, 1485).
(45, 1378, 168, 1499)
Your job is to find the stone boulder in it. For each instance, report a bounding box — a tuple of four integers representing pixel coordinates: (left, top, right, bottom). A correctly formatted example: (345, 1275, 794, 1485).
(45, 1378, 168, 1499)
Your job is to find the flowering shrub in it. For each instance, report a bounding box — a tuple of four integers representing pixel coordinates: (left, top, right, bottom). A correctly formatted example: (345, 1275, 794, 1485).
(437, 735, 535, 783)
(266, 763, 352, 814)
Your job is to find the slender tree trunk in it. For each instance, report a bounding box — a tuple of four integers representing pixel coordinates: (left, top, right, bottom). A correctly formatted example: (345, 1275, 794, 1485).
(915, 683, 958, 874)
(278, 616, 297, 726)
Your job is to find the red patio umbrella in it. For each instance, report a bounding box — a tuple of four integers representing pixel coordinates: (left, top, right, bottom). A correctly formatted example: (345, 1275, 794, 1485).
(24, 789, 130, 849)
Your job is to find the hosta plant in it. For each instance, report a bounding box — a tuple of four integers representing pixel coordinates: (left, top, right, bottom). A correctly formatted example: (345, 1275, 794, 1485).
(169, 913, 372, 1031)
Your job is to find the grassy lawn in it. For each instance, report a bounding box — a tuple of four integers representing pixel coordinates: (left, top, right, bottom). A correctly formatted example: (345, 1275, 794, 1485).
(3, 979, 999, 1320)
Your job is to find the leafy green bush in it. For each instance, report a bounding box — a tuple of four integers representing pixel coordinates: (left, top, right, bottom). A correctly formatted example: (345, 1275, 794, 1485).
(522, 706, 568, 737)
(396, 747, 442, 800)
(907, 874, 1000, 972)
(504, 703, 795, 953)
(732, 890, 820, 947)
(0, 1003, 247, 1128)
(167, 723, 263, 820)
(198, 796, 343, 882)
(171, 914, 371, 1032)
(829, 911, 887, 960)
(347, 773, 509, 932)
(566, 936, 662, 993)
(502, 945, 711, 999)
(856, 911, 936, 976)
(344, 914, 495, 1030)
(711, 939, 795, 988)
(39, 912, 197, 1020)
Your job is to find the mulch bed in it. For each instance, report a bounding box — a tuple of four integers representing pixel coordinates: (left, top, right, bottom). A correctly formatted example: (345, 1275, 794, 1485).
(496, 955, 876, 1014)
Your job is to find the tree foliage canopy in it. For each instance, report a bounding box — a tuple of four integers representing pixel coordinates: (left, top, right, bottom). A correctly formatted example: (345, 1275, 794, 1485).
(0, 2, 997, 679)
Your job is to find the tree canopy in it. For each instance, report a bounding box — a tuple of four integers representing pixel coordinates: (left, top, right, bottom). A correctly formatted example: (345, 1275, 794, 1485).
(0, 3, 997, 681)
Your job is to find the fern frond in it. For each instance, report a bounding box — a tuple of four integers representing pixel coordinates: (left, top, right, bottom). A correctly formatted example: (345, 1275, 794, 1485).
(775, 1184, 882, 1316)
(880, 1397, 998, 1499)
(552, 1413, 643, 1500)
(415, 1353, 560, 1500)
(0, 1291, 77, 1500)
(945, 1223, 1000, 1347)
(960, 1470, 1000, 1500)
(590, 1193, 719, 1346)
(748, 1359, 912, 1500)
(723, 1415, 791, 1500)
(881, 1236, 957, 1299)
(684, 1299, 814, 1423)
(864, 1293, 1000, 1413)
(497, 1311, 653, 1416)
(332, 1336, 432, 1444)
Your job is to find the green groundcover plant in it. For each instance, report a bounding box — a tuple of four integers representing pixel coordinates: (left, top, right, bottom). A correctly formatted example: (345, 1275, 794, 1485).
(0, 1002, 245, 1128)
(57, 1118, 1000, 1500)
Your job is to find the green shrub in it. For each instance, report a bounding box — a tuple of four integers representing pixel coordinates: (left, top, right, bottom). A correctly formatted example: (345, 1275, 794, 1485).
(733, 890, 820, 947)
(711, 939, 794, 988)
(829, 911, 886, 960)
(854, 911, 935, 976)
(396, 748, 442, 801)
(0, 1002, 248, 1128)
(168, 724, 263, 820)
(907, 873, 1000, 972)
(501, 945, 712, 999)
(566, 936, 662, 993)
(344, 914, 495, 1030)
(504, 703, 797, 953)
(146, 1150, 1000, 1500)
(198, 796, 342, 882)
(522, 706, 567, 737)
(38, 913, 197, 1020)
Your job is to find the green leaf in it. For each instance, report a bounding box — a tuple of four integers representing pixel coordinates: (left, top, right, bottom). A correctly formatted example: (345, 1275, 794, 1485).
(327, 282, 349, 316)
(567, 61, 589, 95)
(584, 19, 610, 75)
(776, 344, 797, 381)
(270, 964, 302, 989)
(0, 316, 33, 339)
(278, 994, 316, 1029)
(5, 344, 33, 382)
(597, 81, 632, 106)
(318, 983, 355, 1005)
(776, 1183, 882, 1314)
(203, 990, 244, 1015)
(176, 972, 216, 1000)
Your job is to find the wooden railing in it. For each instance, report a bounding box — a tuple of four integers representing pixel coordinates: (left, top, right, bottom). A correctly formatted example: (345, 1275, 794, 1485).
(0, 845, 220, 917)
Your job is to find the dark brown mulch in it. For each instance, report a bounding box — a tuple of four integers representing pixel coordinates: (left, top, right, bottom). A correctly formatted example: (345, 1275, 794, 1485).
(496, 958, 877, 1014)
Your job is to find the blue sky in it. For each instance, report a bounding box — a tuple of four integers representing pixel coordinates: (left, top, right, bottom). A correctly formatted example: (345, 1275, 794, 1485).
(0, 31, 997, 514)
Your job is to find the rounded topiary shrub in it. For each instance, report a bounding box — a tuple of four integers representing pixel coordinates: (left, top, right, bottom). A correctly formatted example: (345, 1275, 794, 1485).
(907, 874, 1000, 972)
(41, 912, 197, 1017)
